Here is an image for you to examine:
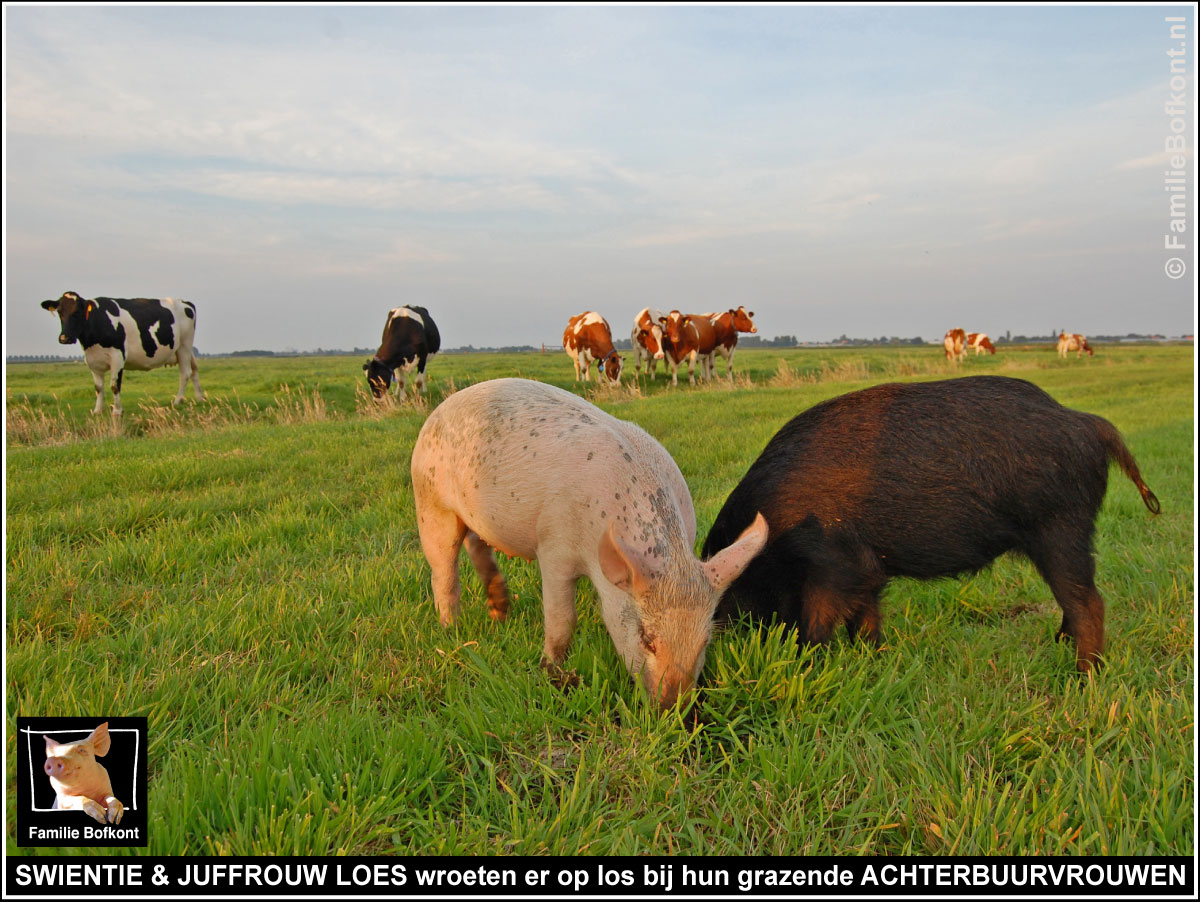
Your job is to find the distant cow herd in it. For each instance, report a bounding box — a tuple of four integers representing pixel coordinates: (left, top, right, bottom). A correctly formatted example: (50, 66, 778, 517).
(39, 289, 1101, 412)
(33, 290, 1159, 710)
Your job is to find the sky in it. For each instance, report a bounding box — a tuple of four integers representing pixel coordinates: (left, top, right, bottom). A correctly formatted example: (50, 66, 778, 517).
(4, 4, 1196, 355)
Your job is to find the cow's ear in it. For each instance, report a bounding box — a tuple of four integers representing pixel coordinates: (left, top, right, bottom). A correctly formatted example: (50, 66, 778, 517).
(362, 361, 370, 372)
(41, 300, 59, 312)
(88, 722, 111, 757)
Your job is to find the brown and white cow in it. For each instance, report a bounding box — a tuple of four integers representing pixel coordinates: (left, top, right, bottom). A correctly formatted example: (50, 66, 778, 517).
(966, 332, 996, 355)
(706, 306, 757, 379)
(364, 305, 441, 397)
(631, 307, 666, 379)
(1057, 332, 1094, 359)
(564, 312, 622, 383)
(659, 311, 718, 386)
(943, 328, 967, 362)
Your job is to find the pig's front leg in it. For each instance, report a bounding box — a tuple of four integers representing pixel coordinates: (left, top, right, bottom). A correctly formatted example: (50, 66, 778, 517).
(538, 558, 581, 690)
(105, 795, 125, 824)
(59, 794, 109, 824)
(416, 505, 469, 626)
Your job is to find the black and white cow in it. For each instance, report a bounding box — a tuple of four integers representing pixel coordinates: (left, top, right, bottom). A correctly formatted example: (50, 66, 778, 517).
(40, 291, 204, 416)
(363, 305, 441, 397)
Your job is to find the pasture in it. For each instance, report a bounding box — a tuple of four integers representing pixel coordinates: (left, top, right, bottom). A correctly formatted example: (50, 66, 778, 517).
(5, 344, 1194, 856)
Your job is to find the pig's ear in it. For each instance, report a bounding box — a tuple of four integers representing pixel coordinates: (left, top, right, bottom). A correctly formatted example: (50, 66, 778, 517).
(88, 722, 111, 757)
(703, 513, 768, 593)
(598, 522, 651, 595)
(43, 735, 57, 755)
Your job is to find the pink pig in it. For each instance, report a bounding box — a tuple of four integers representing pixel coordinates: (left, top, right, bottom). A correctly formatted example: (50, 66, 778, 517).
(410, 378, 767, 709)
(43, 722, 124, 824)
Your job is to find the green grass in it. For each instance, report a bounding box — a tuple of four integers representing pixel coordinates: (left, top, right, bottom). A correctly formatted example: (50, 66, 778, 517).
(5, 344, 1193, 855)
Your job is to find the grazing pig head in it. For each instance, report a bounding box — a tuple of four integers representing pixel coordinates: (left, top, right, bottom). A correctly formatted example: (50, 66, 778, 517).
(598, 512, 768, 708)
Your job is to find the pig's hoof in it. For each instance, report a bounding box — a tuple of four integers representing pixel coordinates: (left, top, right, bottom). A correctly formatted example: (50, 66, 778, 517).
(83, 799, 108, 824)
(540, 657, 582, 691)
(107, 798, 125, 824)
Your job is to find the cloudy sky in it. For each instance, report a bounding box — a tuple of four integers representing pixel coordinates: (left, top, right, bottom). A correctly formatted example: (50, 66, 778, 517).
(5, 4, 1195, 355)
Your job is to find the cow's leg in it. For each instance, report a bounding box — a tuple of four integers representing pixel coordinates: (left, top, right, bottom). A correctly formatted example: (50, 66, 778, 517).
(415, 504, 469, 627)
(173, 348, 190, 405)
(108, 350, 126, 416)
(416, 354, 429, 394)
(90, 367, 106, 415)
(110, 368, 124, 417)
(394, 366, 406, 396)
(571, 352, 581, 382)
(726, 347, 735, 379)
(189, 353, 204, 401)
(464, 531, 509, 621)
(687, 351, 697, 385)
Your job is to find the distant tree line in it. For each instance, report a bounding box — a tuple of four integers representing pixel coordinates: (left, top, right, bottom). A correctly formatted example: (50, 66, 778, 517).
(6, 333, 1189, 364)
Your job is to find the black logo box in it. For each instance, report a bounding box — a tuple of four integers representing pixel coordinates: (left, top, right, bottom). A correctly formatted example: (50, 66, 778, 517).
(16, 716, 148, 848)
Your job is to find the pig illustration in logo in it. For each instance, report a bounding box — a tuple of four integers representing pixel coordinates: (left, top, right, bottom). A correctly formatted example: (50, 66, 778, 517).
(43, 722, 124, 824)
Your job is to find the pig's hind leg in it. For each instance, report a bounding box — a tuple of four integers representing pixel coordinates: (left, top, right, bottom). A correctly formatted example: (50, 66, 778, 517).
(464, 531, 510, 621)
(416, 504, 469, 627)
(1025, 522, 1104, 673)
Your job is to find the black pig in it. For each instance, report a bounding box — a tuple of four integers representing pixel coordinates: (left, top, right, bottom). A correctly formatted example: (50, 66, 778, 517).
(701, 376, 1160, 673)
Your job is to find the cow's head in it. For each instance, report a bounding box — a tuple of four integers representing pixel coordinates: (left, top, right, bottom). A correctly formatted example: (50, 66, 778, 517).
(602, 349, 623, 384)
(363, 358, 393, 398)
(659, 311, 689, 346)
(637, 324, 665, 360)
(40, 292, 89, 344)
(731, 306, 756, 333)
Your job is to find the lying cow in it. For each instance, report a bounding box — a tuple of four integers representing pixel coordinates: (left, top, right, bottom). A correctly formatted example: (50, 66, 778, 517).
(943, 328, 967, 362)
(1057, 332, 1094, 358)
(659, 311, 717, 385)
(364, 305, 441, 397)
(707, 306, 757, 379)
(967, 332, 996, 355)
(564, 312, 622, 383)
(702, 376, 1159, 675)
(631, 307, 666, 379)
(410, 378, 767, 709)
(40, 291, 203, 416)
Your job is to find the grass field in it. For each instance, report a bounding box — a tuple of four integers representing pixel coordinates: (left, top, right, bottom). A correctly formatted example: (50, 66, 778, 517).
(5, 344, 1194, 856)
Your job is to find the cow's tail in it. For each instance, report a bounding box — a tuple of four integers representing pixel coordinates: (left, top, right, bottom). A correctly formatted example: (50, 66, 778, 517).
(1092, 415, 1161, 513)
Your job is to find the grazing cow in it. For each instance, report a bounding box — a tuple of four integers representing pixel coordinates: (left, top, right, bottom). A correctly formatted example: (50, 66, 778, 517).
(631, 307, 667, 379)
(707, 306, 757, 379)
(943, 328, 967, 361)
(410, 378, 768, 709)
(659, 311, 718, 385)
(564, 312, 623, 383)
(1057, 332, 1094, 358)
(966, 332, 996, 355)
(364, 305, 441, 398)
(40, 291, 203, 416)
(702, 376, 1160, 675)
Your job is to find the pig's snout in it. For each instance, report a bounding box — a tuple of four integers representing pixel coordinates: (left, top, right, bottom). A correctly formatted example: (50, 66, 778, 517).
(44, 757, 67, 777)
(643, 663, 695, 711)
